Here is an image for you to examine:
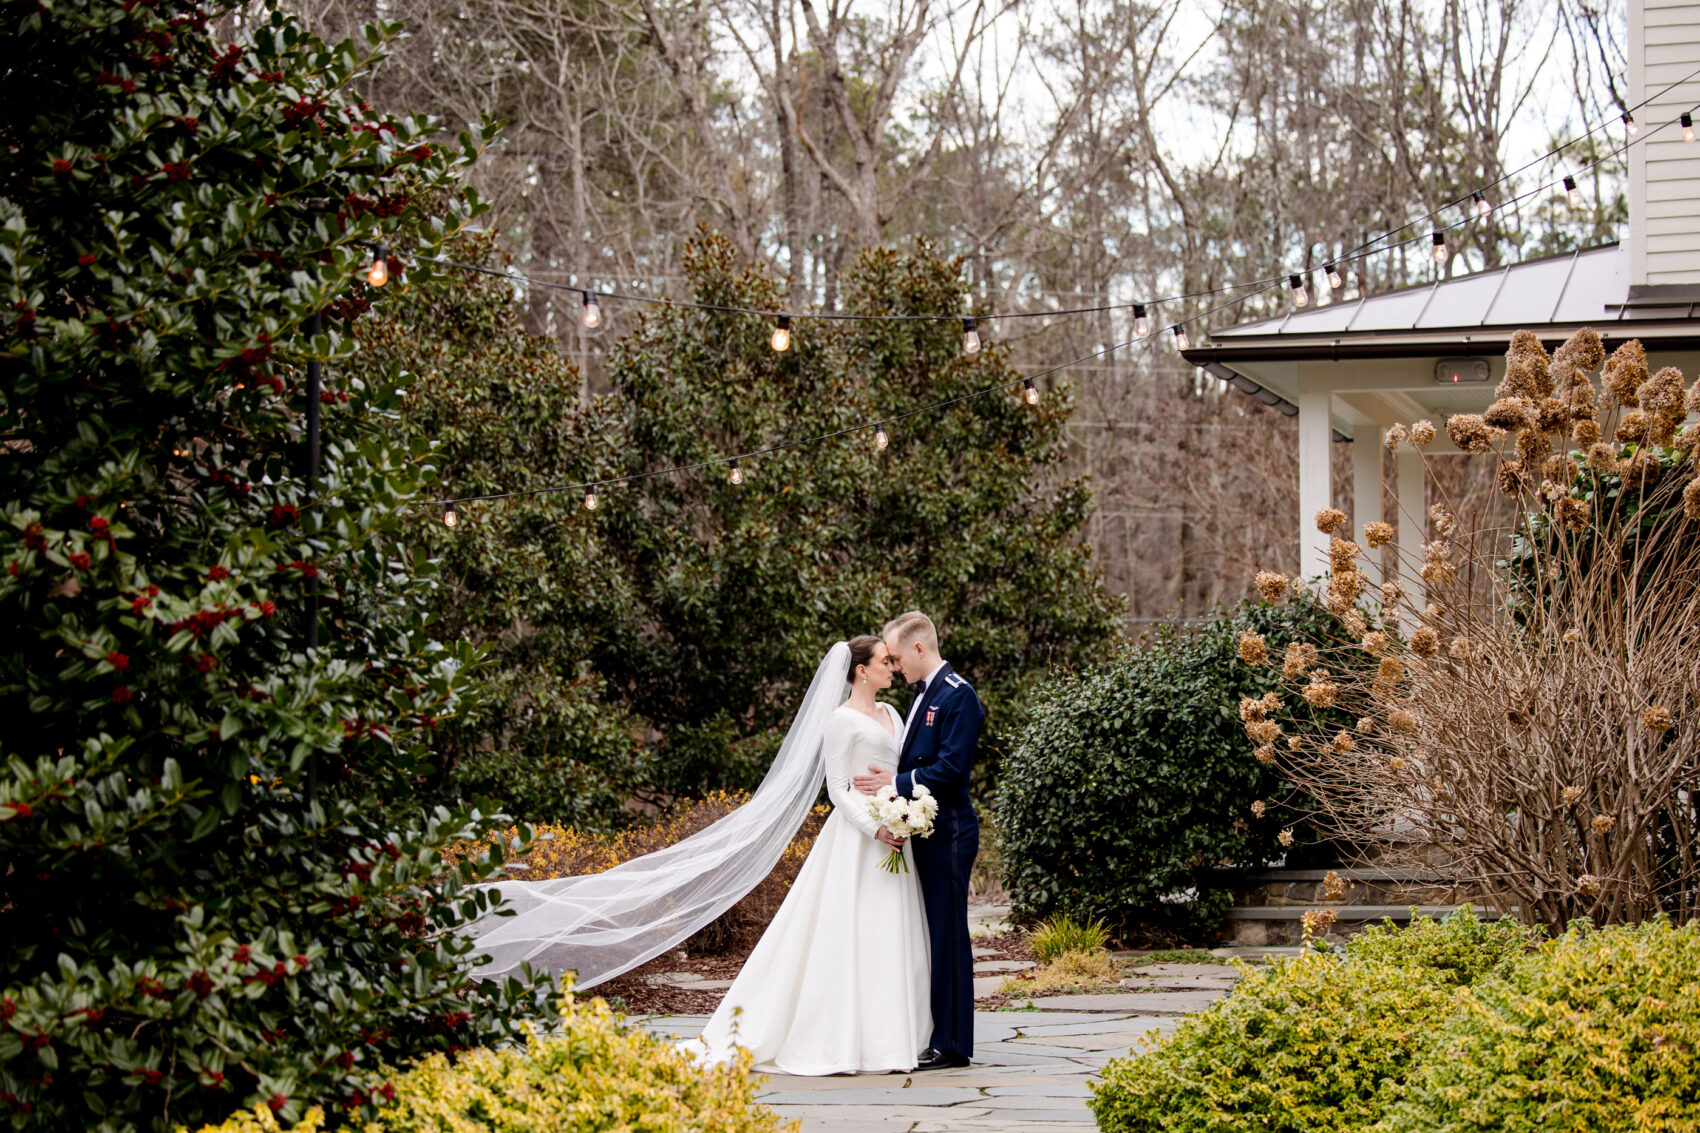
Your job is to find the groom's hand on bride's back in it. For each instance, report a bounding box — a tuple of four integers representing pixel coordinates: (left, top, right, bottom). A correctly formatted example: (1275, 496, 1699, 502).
(854, 765, 895, 795)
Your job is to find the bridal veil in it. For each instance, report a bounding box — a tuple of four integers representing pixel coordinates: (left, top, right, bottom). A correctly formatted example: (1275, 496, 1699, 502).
(467, 641, 851, 988)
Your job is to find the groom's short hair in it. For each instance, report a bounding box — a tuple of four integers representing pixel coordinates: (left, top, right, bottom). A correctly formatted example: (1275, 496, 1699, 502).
(883, 611, 938, 653)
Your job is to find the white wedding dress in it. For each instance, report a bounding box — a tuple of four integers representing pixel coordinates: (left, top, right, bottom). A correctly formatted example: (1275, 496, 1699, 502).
(685, 702, 932, 1075)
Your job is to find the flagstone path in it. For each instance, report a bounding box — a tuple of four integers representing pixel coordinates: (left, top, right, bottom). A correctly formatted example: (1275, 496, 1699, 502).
(635, 906, 1293, 1132)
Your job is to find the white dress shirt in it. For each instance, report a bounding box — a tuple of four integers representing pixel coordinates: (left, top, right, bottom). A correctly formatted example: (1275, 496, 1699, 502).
(901, 659, 950, 746)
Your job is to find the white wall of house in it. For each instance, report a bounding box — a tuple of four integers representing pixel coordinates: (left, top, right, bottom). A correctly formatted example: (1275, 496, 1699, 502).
(1628, 0, 1700, 288)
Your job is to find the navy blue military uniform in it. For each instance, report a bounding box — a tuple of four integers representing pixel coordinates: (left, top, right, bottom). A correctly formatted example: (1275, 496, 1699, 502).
(894, 663, 982, 1061)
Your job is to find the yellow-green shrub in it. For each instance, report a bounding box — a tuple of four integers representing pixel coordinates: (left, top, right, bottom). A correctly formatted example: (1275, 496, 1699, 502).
(180, 1106, 326, 1132)
(1378, 919, 1700, 1133)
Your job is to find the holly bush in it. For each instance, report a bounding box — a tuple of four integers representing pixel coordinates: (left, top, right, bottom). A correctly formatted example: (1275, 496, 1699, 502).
(0, 2, 546, 1129)
(998, 596, 1351, 938)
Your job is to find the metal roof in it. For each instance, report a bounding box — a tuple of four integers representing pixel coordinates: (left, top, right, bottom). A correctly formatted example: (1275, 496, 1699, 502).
(1186, 243, 1700, 364)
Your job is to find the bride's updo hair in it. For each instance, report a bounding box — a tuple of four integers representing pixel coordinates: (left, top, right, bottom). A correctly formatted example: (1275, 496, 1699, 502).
(846, 635, 882, 683)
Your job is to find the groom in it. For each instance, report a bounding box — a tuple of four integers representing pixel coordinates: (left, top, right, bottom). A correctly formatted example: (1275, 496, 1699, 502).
(855, 611, 982, 1071)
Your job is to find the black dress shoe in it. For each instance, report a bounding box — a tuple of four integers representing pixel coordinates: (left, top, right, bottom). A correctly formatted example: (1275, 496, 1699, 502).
(914, 1048, 970, 1071)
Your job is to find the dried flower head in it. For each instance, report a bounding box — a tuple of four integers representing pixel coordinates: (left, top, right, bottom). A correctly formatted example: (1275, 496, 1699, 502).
(1361, 631, 1389, 656)
(1601, 339, 1648, 406)
(1388, 756, 1408, 772)
(1621, 448, 1663, 489)
(1328, 570, 1366, 607)
(1378, 656, 1405, 684)
(1388, 708, 1419, 734)
(1535, 397, 1570, 433)
(1615, 409, 1650, 444)
(1355, 715, 1375, 734)
(1250, 800, 1267, 818)
(1322, 871, 1347, 900)
(1484, 397, 1539, 433)
(1448, 635, 1471, 659)
(1685, 476, 1700, 522)
(1287, 735, 1303, 751)
(1563, 327, 1605, 371)
(1495, 458, 1528, 497)
(1330, 730, 1355, 755)
(1409, 419, 1436, 445)
(1642, 705, 1673, 733)
(1561, 785, 1584, 806)
(1329, 537, 1362, 574)
(1446, 413, 1495, 454)
(1301, 907, 1337, 937)
(1255, 570, 1292, 604)
(1238, 631, 1268, 666)
(1380, 581, 1405, 606)
(1302, 673, 1341, 708)
(1543, 453, 1575, 484)
(1420, 559, 1457, 586)
(1277, 828, 1295, 848)
(1540, 478, 1568, 504)
(1384, 423, 1408, 450)
(1516, 429, 1553, 468)
(1502, 330, 1553, 399)
(1341, 611, 1367, 639)
(1591, 814, 1615, 836)
(1410, 627, 1440, 657)
(1363, 521, 1395, 549)
(1688, 376, 1700, 418)
(1576, 874, 1602, 898)
(1573, 417, 1602, 446)
(1246, 719, 1282, 745)
(1283, 641, 1317, 679)
(1553, 497, 1590, 532)
(1638, 367, 1687, 443)
(1427, 504, 1456, 536)
(1586, 442, 1620, 474)
(1254, 744, 1277, 766)
(1675, 427, 1700, 460)
(1240, 695, 1270, 723)
(1562, 628, 1581, 644)
(1315, 507, 1348, 535)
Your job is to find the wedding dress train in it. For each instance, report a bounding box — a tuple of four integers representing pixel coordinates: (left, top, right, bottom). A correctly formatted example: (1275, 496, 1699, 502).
(685, 702, 932, 1075)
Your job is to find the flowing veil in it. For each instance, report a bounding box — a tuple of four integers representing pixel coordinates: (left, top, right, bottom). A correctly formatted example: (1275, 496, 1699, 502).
(468, 641, 852, 987)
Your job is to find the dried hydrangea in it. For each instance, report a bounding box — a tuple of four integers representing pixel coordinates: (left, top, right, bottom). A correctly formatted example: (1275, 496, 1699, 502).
(1388, 708, 1419, 734)
(1378, 656, 1405, 684)
(1601, 339, 1648, 406)
(1409, 419, 1436, 446)
(1562, 628, 1581, 644)
(1301, 907, 1337, 936)
(1282, 641, 1317, 679)
(1420, 559, 1456, 586)
(1411, 627, 1440, 657)
(1516, 429, 1553, 467)
(1622, 448, 1663, 489)
(1301, 673, 1341, 708)
(1240, 694, 1270, 722)
(1543, 453, 1575, 483)
(1540, 478, 1568, 504)
(1340, 612, 1368, 640)
(1361, 631, 1389, 656)
(1330, 730, 1355, 755)
(1328, 570, 1366, 606)
(1561, 785, 1584, 806)
(1388, 756, 1408, 772)
(1384, 422, 1408, 450)
(1688, 375, 1700, 418)
(1553, 497, 1590, 531)
(1446, 413, 1495, 453)
(1535, 397, 1570, 433)
(1277, 828, 1295, 847)
(1638, 367, 1687, 444)
(1329, 537, 1361, 574)
(1586, 442, 1619, 474)
(1642, 704, 1673, 733)
(1255, 744, 1277, 765)
(1355, 715, 1375, 734)
(1246, 719, 1282, 745)
(1363, 520, 1394, 549)
(1615, 409, 1650, 444)
(1255, 570, 1291, 604)
(1573, 417, 1601, 446)
(1322, 870, 1347, 900)
(1564, 326, 1605, 371)
(1427, 504, 1456, 536)
(1576, 874, 1602, 898)
(1591, 814, 1615, 835)
(1484, 396, 1539, 432)
(1685, 476, 1700, 522)
(1315, 507, 1348, 535)
(1238, 631, 1268, 666)
(1380, 581, 1404, 605)
(1287, 735, 1303, 751)
(1495, 458, 1528, 497)
(1250, 799, 1267, 818)
(1447, 635, 1471, 659)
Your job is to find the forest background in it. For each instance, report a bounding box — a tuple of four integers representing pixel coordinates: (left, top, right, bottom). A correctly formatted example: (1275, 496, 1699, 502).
(283, 0, 1630, 819)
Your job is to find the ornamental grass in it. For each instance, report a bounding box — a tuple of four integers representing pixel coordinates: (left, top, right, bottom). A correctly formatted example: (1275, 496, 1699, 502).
(1241, 327, 1700, 931)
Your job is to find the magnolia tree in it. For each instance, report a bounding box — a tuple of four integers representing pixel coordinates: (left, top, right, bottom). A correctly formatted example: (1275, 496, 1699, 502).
(0, 2, 545, 1128)
(1239, 328, 1700, 931)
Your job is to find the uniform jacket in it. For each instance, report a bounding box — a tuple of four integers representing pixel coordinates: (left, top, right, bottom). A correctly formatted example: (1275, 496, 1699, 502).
(895, 662, 982, 812)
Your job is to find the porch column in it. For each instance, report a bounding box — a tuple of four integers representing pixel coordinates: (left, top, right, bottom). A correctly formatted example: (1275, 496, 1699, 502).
(1396, 448, 1426, 605)
(1352, 428, 1383, 579)
(1297, 388, 1333, 582)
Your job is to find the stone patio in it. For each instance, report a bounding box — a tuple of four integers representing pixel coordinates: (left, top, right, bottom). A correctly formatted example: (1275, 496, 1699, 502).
(632, 906, 1284, 1132)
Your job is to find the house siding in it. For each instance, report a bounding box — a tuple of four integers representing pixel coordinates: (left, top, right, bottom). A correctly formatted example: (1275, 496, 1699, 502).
(1631, 0, 1700, 286)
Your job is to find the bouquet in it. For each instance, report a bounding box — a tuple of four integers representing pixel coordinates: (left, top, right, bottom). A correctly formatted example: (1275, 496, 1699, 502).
(867, 783, 938, 874)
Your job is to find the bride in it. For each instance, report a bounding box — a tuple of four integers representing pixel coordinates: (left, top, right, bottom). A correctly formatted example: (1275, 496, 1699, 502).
(468, 636, 931, 1074)
(685, 634, 930, 1074)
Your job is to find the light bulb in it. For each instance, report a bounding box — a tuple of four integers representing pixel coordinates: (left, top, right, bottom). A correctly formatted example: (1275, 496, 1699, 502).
(1623, 111, 1638, 137)
(1022, 378, 1039, 405)
(367, 247, 389, 288)
(1172, 325, 1189, 351)
(1133, 302, 1151, 337)
(1684, 113, 1695, 143)
(581, 292, 601, 329)
(961, 317, 981, 356)
(1474, 191, 1491, 218)
(1431, 230, 1447, 263)
(875, 424, 889, 450)
(1288, 274, 1308, 307)
(1324, 262, 1343, 289)
(1564, 175, 1582, 207)
(729, 459, 742, 485)
(584, 488, 597, 510)
(771, 314, 791, 353)
(442, 504, 457, 528)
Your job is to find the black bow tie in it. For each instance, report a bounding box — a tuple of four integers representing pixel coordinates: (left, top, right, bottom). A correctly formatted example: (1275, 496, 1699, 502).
(911, 680, 927, 696)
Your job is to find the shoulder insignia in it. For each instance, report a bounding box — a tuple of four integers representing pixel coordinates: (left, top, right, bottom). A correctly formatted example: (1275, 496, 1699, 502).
(944, 673, 966, 688)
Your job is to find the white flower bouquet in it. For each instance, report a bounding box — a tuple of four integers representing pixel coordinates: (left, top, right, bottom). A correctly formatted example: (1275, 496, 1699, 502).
(867, 783, 938, 873)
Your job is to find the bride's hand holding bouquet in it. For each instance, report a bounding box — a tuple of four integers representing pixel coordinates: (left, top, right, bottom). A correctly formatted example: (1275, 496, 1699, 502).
(867, 784, 938, 873)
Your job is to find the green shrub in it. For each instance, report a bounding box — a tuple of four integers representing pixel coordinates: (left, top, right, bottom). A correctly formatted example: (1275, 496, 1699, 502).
(1379, 919, 1700, 1133)
(0, 2, 545, 1128)
(1000, 595, 1352, 937)
(1090, 909, 1541, 1133)
(1030, 912, 1111, 963)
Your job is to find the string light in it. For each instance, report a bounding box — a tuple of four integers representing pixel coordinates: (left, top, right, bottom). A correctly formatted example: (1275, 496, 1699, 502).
(962, 317, 982, 356)
(874, 424, 889, 450)
(1562, 175, 1583, 207)
(1473, 191, 1491, 218)
(584, 488, 597, 510)
(1022, 377, 1040, 404)
(581, 291, 602, 329)
(729, 459, 743, 485)
(1288, 274, 1308, 307)
(1172, 325, 1190, 351)
(1324, 262, 1343, 289)
(367, 246, 389, 288)
(1431, 230, 1448, 263)
(1623, 111, 1639, 137)
(771, 314, 791, 353)
(442, 503, 457, 528)
(1684, 112, 1696, 142)
(1133, 303, 1151, 337)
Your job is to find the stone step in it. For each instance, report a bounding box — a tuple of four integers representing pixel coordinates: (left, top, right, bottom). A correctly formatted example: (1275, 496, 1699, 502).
(1237, 867, 1460, 883)
(1221, 904, 1510, 921)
